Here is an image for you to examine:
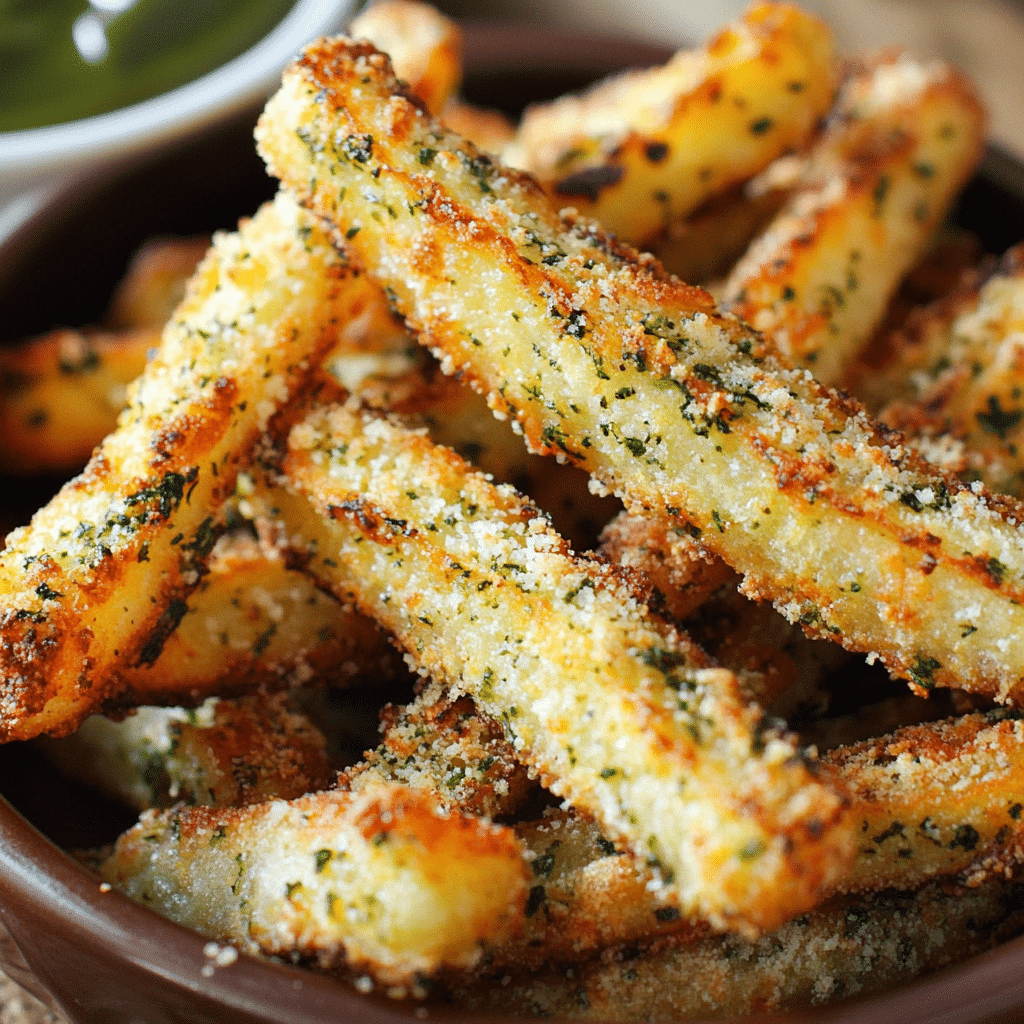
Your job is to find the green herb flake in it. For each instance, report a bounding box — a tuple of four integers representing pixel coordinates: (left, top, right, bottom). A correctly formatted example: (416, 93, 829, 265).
(908, 655, 942, 690)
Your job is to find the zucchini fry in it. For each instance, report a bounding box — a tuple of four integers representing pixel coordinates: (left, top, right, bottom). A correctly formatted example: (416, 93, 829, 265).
(502, 2, 836, 247)
(257, 38, 1024, 702)
(99, 780, 528, 990)
(492, 708, 1024, 968)
(876, 245, 1024, 495)
(825, 708, 1024, 893)
(451, 871, 1024, 1019)
(0, 192, 366, 740)
(723, 51, 986, 387)
(42, 692, 334, 811)
(258, 401, 851, 934)
(116, 530, 398, 704)
(344, 686, 535, 820)
(104, 235, 211, 330)
(349, 0, 461, 119)
(0, 327, 155, 475)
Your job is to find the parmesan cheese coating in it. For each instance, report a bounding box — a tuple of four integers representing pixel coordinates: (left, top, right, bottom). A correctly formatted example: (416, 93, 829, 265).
(343, 686, 536, 820)
(877, 244, 1024, 496)
(42, 693, 334, 811)
(0, 193, 373, 740)
(723, 51, 986, 387)
(503, 2, 837, 247)
(824, 708, 1024, 893)
(450, 871, 1024, 1019)
(100, 781, 528, 988)
(258, 402, 852, 934)
(256, 39, 1024, 703)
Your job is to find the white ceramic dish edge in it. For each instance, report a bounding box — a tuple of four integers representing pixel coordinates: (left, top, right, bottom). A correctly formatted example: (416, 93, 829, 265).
(0, 0, 355, 220)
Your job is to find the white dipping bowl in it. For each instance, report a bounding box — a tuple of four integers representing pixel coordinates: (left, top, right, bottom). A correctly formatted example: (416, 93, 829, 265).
(0, 0, 354, 240)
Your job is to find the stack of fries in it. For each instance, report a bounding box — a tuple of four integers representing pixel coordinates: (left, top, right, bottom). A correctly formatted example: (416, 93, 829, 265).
(6, 0, 1024, 1016)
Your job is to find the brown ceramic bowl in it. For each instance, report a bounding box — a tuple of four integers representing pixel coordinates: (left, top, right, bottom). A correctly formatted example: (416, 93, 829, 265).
(3, 20, 1024, 1024)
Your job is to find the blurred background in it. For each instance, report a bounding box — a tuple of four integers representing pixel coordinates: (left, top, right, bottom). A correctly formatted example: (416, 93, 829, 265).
(432, 0, 1024, 158)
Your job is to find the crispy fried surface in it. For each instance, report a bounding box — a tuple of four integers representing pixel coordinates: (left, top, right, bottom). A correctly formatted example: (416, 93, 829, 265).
(43, 692, 334, 810)
(449, 871, 1024, 1019)
(877, 244, 1024, 495)
(0, 327, 154, 475)
(116, 530, 398, 703)
(824, 708, 1024, 892)
(256, 39, 1024, 703)
(599, 512, 737, 622)
(0, 193, 371, 740)
(350, 0, 461, 118)
(723, 51, 985, 387)
(258, 401, 852, 933)
(344, 687, 535, 820)
(100, 780, 528, 989)
(503, 3, 836, 247)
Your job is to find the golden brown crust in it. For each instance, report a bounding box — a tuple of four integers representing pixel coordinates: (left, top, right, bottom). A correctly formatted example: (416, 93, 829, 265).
(342, 688, 536, 821)
(723, 50, 986, 387)
(448, 871, 1024, 1018)
(256, 37, 1024, 704)
(504, 3, 837, 247)
(101, 781, 529, 989)
(0, 194, 362, 740)
(822, 708, 1024, 892)
(873, 243, 1024, 495)
(0, 327, 155, 474)
(255, 401, 853, 933)
(350, 0, 462, 118)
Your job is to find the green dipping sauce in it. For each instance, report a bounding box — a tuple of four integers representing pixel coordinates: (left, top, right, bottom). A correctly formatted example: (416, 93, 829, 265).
(0, 0, 296, 133)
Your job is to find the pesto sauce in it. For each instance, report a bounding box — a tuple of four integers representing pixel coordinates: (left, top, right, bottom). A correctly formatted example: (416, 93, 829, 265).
(0, 0, 295, 133)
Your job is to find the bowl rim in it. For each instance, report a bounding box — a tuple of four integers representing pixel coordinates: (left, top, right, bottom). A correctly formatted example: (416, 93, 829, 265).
(2, 17, 1024, 1024)
(0, 0, 353, 193)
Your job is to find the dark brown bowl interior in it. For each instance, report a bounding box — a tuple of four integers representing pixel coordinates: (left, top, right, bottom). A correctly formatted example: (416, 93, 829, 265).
(3, 20, 1024, 1024)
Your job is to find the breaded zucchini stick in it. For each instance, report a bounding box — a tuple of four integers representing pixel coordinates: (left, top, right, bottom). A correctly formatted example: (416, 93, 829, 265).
(0, 327, 155, 475)
(42, 692, 334, 811)
(451, 870, 1024, 1019)
(344, 686, 535, 820)
(115, 530, 398, 703)
(0, 193, 365, 740)
(99, 780, 528, 990)
(723, 51, 986, 387)
(491, 707, 1024, 968)
(257, 401, 851, 934)
(502, 3, 836, 247)
(877, 245, 1024, 495)
(825, 708, 1024, 893)
(349, 0, 462, 119)
(104, 235, 211, 330)
(257, 39, 1024, 703)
